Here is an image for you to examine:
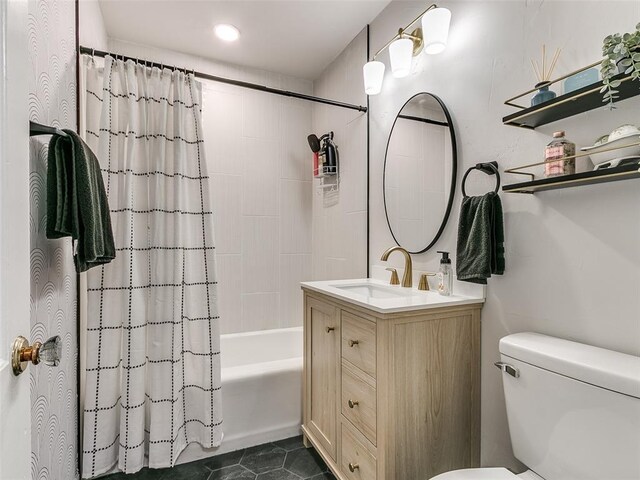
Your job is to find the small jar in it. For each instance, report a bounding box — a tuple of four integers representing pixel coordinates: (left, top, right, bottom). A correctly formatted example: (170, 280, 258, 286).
(545, 131, 575, 177)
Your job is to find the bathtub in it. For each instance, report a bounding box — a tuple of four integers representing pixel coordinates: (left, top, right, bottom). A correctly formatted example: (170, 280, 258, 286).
(178, 326, 303, 464)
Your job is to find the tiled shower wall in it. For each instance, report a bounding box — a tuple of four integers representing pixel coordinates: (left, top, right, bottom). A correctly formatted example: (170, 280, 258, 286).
(103, 39, 314, 334)
(311, 29, 368, 280)
(202, 81, 313, 334)
(28, 0, 78, 478)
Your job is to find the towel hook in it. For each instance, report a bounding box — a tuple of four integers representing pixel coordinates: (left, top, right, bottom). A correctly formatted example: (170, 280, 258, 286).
(461, 161, 500, 197)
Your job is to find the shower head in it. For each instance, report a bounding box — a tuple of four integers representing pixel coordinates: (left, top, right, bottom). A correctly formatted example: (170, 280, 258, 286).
(307, 134, 321, 153)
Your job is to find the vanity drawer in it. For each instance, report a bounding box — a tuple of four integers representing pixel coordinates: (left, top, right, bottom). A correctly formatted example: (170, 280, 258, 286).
(341, 312, 376, 378)
(342, 363, 376, 444)
(341, 422, 377, 480)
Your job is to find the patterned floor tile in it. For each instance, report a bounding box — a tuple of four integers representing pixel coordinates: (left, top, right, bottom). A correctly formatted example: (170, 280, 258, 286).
(308, 473, 336, 480)
(239, 444, 286, 475)
(208, 464, 256, 480)
(255, 468, 302, 480)
(272, 436, 305, 452)
(283, 447, 328, 478)
(99, 436, 329, 480)
(202, 449, 246, 472)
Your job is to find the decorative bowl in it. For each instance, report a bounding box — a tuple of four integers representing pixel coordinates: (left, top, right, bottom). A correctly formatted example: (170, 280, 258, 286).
(581, 128, 640, 166)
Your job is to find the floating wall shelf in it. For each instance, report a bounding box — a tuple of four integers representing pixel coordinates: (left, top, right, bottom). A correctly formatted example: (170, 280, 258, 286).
(502, 62, 640, 193)
(502, 162, 640, 194)
(503, 72, 640, 129)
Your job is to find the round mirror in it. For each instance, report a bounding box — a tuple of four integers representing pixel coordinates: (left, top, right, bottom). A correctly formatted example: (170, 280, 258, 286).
(383, 92, 457, 254)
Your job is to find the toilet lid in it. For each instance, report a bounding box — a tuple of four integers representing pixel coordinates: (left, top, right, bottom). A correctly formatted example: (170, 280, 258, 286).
(431, 468, 519, 480)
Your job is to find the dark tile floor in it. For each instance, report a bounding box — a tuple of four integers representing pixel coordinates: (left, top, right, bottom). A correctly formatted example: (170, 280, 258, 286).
(103, 436, 336, 480)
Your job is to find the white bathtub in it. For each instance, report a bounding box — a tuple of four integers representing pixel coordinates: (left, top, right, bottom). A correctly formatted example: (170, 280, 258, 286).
(178, 326, 303, 463)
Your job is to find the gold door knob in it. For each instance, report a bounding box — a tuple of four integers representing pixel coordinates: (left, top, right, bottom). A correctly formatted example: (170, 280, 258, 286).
(348, 399, 359, 408)
(348, 462, 360, 472)
(326, 326, 335, 333)
(11, 335, 61, 376)
(348, 339, 359, 347)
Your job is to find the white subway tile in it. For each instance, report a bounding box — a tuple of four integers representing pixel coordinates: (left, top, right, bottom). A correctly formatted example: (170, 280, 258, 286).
(216, 254, 242, 334)
(242, 216, 279, 293)
(211, 174, 241, 254)
(280, 179, 312, 254)
(241, 292, 280, 332)
(242, 137, 280, 216)
(279, 254, 312, 328)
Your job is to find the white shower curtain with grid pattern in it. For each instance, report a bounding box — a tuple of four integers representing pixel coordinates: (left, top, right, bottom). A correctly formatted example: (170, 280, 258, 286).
(81, 56, 223, 478)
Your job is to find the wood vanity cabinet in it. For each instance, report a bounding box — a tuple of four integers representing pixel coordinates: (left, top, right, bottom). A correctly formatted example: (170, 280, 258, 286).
(302, 288, 482, 480)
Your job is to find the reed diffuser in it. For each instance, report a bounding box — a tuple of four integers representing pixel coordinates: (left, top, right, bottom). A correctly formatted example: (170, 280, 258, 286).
(531, 45, 561, 106)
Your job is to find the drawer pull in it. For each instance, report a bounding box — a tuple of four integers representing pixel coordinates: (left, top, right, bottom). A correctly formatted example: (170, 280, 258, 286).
(348, 462, 360, 472)
(348, 399, 359, 408)
(326, 326, 335, 333)
(348, 339, 359, 347)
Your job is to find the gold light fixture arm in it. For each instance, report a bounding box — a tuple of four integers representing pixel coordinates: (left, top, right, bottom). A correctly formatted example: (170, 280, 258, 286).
(372, 3, 438, 60)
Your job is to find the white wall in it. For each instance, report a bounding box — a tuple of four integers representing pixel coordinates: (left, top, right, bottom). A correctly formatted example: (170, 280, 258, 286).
(79, 0, 108, 50)
(28, 0, 79, 477)
(365, 0, 640, 471)
(312, 30, 369, 281)
(91, 39, 314, 334)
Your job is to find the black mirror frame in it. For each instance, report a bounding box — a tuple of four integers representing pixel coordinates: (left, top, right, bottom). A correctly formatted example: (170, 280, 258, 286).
(382, 92, 457, 255)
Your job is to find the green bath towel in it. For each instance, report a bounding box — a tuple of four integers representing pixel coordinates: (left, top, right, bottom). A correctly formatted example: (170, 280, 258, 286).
(46, 129, 115, 272)
(456, 191, 505, 284)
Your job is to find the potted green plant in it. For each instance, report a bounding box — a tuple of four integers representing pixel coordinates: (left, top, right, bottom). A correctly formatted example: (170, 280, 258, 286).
(600, 22, 640, 107)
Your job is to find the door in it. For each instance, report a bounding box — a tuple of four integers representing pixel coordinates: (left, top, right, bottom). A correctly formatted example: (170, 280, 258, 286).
(304, 295, 339, 460)
(0, 1, 31, 479)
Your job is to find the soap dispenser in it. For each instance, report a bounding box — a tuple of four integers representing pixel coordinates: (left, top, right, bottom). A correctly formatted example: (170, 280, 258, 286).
(437, 251, 452, 296)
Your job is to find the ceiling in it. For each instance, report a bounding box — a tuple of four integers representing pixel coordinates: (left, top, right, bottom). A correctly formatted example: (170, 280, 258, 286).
(98, 1, 391, 80)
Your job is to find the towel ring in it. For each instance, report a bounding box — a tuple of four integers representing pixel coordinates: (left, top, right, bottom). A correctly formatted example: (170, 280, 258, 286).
(461, 161, 500, 197)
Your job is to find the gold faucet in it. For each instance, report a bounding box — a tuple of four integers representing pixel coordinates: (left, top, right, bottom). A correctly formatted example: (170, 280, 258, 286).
(380, 246, 413, 288)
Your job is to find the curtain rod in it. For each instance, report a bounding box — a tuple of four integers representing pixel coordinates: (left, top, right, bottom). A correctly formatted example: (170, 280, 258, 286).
(79, 46, 368, 113)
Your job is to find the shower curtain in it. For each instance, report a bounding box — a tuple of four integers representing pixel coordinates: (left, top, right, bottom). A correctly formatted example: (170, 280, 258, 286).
(81, 56, 223, 478)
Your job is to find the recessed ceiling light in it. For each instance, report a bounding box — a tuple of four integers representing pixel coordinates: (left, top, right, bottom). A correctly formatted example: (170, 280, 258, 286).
(214, 24, 240, 42)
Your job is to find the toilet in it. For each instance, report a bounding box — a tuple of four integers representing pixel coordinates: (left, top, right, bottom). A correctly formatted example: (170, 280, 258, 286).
(431, 332, 640, 480)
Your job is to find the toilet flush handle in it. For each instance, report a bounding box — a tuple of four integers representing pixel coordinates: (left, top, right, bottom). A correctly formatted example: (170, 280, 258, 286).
(494, 362, 519, 378)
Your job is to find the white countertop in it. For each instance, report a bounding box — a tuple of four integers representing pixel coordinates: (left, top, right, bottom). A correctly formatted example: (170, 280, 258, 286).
(300, 278, 485, 314)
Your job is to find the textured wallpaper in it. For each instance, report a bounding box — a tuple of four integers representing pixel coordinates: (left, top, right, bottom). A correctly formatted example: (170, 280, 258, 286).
(28, 0, 79, 479)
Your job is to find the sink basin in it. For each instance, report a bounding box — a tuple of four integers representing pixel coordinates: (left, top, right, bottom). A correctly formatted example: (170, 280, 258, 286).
(301, 278, 484, 314)
(332, 283, 410, 299)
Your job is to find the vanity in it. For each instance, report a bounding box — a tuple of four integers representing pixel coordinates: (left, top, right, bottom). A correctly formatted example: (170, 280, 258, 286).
(301, 91, 483, 479)
(301, 278, 483, 480)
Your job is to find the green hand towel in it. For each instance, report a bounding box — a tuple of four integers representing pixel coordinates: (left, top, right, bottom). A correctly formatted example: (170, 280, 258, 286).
(456, 191, 505, 284)
(46, 129, 115, 272)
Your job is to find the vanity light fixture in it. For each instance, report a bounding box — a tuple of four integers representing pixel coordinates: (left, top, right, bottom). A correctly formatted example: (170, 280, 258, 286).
(362, 4, 451, 95)
(214, 24, 240, 42)
(389, 36, 414, 78)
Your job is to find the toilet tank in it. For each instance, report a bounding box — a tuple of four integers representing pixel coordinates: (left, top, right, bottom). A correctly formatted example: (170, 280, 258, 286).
(498, 333, 640, 480)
